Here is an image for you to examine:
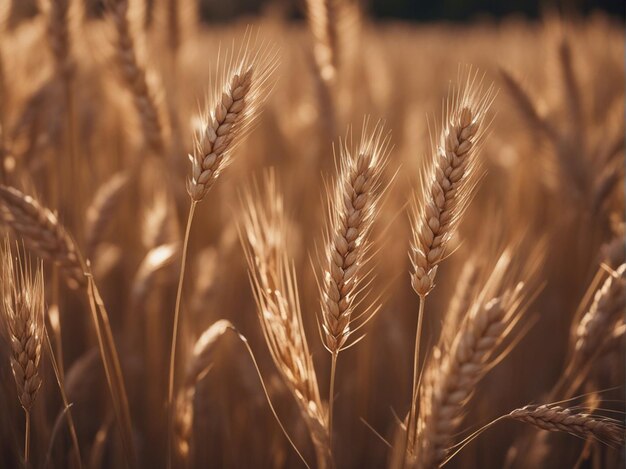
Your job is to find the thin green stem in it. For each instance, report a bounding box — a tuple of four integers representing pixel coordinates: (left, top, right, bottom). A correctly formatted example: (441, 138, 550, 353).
(167, 200, 197, 468)
(24, 409, 30, 467)
(328, 352, 338, 453)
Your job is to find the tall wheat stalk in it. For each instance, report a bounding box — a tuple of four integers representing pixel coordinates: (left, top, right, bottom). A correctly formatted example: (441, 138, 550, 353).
(318, 120, 391, 448)
(406, 70, 494, 451)
(240, 171, 330, 467)
(166, 38, 277, 467)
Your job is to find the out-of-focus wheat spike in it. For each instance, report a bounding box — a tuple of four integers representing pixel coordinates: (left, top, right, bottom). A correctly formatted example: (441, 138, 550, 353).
(172, 319, 233, 465)
(41, 0, 74, 79)
(240, 171, 330, 467)
(573, 264, 626, 363)
(413, 246, 543, 467)
(184, 319, 233, 388)
(0, 185, 85, 287)
(508, 404, 624, 447)
(441, 258, 480, 346)
(499, 68, 557, 141)
(409, 70, 494, 297)
(558, 38, 584, 147)
(85, 172, 129, 258)
(142, 185, 179, 249)
(166, 0, 180, 54)
(187, 35, 278, 202)
(173, 387, 193, 464)
(0, 46, 6, 183)
(319, 120, 391, 354)
(307, 0, 339, 82)
(106, 0, 165, 155)
(130, 243, 180, 313)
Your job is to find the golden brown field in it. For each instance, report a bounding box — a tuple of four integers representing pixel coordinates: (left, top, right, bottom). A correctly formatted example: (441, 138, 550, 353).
(0, 1, 624, 468)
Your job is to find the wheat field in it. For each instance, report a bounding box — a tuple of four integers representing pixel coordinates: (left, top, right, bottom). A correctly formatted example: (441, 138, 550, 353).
(0, 1, 624, 468)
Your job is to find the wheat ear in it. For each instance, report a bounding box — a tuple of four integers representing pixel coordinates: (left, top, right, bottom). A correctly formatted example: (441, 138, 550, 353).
(0, 185, 85, 287)
(440, 257, 480, 346)
(167, 38, 277, 467)
(413, 248, 539, 467)
(0, 185, 136, 466)
(318, 120, 391, 445)
(240, 171, 330, 468)
(573, 264, 626, 362)
(554, 264, 626, 398)
(406, 70, 494, 450)
(508, 404, 624, 447)
(0, 240, 45, 465)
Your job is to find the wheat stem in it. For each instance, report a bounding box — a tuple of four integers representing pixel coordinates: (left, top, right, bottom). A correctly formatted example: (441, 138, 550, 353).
(167, 200, 197, 468)
(328, 351, 338, 451)
(24, 409, 30, 466)
(44, 329, 82, 468)
(406, 295, 425, 452)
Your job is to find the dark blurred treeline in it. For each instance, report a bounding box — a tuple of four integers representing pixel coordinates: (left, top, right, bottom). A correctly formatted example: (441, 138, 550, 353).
(5, 0, 625, 25)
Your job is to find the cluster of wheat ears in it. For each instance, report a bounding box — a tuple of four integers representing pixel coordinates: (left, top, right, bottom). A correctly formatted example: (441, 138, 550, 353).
(0, 0, 623, 468)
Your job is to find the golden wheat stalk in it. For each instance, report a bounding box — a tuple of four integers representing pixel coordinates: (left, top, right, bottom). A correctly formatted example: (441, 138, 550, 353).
(406, 69, 494, 450)
(240, 171, 330, 468)
(318, 120, 391, 446)
(166, 37, 277, 467)
(414, 247, 540, 467)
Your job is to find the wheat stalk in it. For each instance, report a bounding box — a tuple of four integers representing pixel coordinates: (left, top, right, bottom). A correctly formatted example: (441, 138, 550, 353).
(167, 37, 277, 467)
(240, 171, 330, 468)
(413, 249, 538, 467)
(508, 404, 624, 447)
(0, 240, 45, 465)
(409, 72, 494, 298)
(317, 120, 391, 446)
(0, 185, 137, 466)
(406, 69, 494, 450)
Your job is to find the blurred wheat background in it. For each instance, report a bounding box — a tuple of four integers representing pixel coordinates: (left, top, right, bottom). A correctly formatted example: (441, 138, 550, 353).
(0, 0, 623, 468)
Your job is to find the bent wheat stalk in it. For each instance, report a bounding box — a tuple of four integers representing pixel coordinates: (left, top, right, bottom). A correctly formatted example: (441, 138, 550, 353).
(508, 404, 624, 447)
(0, 185, 85, 288)
(166, 39, 277, 467)
(407, 70, 494, 450)
(0, 185, 136, 467)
